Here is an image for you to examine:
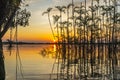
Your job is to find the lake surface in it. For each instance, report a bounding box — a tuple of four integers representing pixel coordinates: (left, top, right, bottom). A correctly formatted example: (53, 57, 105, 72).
(3, 44, 120, 80)
(3, 44, 56, 80)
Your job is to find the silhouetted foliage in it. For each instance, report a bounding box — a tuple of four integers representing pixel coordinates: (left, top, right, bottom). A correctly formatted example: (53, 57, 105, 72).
(44, 0, 120, 44)
(0, 0, 30, 39)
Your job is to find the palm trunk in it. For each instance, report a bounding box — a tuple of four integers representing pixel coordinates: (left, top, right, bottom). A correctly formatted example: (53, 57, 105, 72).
(112, 0, 116, 43)
(56, 22, 60, 43)
(90, 0, 94, 76)
(48, 14, 55, 40)
(72, 0, 75, 44)
(67, 8, 70, 44)
(60, 12, 62, 43)
(66, 7, 70, 79)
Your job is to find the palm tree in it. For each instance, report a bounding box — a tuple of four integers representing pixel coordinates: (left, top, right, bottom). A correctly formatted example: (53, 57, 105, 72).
(55, 6, 66, 43)
(112, 0, 117, 43)
(53, 15, 60, 43)
(44, 0, 120, 79)
(66, 3, 73, 44)
(71, 0, 76, 44)
(42, 8, 55, 40)
(74, 3, 85, 43)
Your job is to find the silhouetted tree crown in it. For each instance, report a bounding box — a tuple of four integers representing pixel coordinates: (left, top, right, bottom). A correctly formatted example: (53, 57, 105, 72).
(0, 0, 30, 39)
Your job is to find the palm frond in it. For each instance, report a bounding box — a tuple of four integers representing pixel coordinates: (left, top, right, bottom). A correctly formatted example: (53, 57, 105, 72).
(53, 15, 60, 24)
(47, 7, 52, 12)
(42, 11, 48, 16)
(55, 6, 61, 11)
(62, 6, 66, 9)
(67, 3, 73, 9)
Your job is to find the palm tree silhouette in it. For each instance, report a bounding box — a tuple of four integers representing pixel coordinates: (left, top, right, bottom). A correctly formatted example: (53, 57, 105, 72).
(53, 15, 60, 43)
(71, 0, 76, 44)
(44, 1, 120, 79)
(66, 3, 73, 44)
(55, 6, 66, 43)
(65, 4, 73, 77)
(42, 8, 55, 40)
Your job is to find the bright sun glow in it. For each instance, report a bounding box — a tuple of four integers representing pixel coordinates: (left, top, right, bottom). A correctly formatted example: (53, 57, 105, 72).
(53, 39, 56, 42)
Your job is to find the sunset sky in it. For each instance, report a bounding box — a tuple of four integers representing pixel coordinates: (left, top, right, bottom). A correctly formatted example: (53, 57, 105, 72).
(3, 0, 85, 42)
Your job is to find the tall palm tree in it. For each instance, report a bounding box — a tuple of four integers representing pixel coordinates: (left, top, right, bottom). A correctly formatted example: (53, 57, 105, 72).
(54, 6, 67, 78)
(42, 8, 55, 40)
(66, 4, 72, 44)
(55, 6, 66, 43)
(53, 15, 60, 43)
(71, 0, 76, 44)
(112, 0, 117, 43)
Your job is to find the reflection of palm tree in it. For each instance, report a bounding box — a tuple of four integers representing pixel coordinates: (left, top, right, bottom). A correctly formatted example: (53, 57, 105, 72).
(9, 25, 13, 47)
(66, 4, 71, 77)
(15, 23, 24, 80)
(42, 8, 55, 39)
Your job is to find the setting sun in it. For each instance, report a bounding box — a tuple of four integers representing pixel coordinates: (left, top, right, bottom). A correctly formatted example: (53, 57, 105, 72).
(0, 0, 120, 80)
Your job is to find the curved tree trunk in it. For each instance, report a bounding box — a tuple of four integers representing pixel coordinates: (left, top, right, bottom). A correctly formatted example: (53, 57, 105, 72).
(0, 8, 17, 39)
(0, 39, 5, 80)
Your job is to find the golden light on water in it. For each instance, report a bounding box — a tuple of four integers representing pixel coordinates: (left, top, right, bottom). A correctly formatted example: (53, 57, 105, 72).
(53, 44, 56, 52)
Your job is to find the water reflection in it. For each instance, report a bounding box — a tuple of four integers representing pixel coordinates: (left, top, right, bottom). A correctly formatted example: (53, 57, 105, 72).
(39, 46, 56, 58)
(4, 44, 55, 80)
(3, 44, 120, 80)
(49, 44, 120, 80)
(0, 41, 5, 80)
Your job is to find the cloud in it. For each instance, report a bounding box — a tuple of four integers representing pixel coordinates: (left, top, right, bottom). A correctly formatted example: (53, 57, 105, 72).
(51, 0, 88, 6)
(52, 0, 71, 6)
(26, 0, 44, 4)
(52, 0, 61, 3)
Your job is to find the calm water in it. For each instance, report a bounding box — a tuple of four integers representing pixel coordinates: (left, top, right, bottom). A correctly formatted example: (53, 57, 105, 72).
(3, 44, 120, 80)
(3, 44, 56, 80)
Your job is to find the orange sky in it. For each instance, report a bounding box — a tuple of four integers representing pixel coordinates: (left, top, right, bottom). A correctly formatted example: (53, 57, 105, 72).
(3, 25, 53, 42)
(2, 0, 84, 42)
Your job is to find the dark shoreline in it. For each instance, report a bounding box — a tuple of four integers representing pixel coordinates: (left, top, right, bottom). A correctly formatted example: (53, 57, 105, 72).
(2, 42, 120, 45)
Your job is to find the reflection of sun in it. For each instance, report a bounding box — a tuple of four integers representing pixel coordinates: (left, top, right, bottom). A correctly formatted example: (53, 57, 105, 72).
(53, 44, 56, 52)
